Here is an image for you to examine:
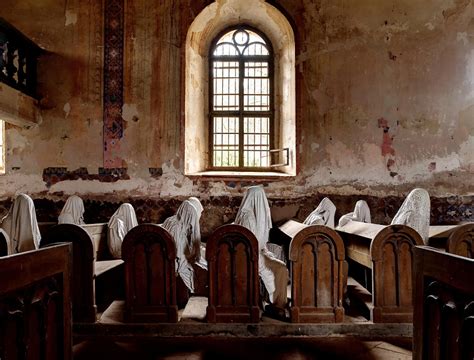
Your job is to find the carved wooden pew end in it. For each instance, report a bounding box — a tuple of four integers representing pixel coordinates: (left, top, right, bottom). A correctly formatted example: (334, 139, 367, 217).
(289, 225, 345, 323)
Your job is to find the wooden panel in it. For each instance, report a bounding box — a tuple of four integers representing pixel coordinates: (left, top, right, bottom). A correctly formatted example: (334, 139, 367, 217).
(82, 223, 108, 259)
(446, 223, 474, 258)
(0, 244, 72, 360)
(0, 231, 7, 257)
(122, 224, 178, 323)
(371, 225, 423, 323)
(206, 224, 260, 323)
(289, 225, 345, 323)
(40, 224, 96, 323)
(413, 246, 474, 360)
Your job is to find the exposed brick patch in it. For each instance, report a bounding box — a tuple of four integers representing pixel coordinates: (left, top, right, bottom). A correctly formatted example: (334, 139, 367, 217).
(42, 167, 129, 187)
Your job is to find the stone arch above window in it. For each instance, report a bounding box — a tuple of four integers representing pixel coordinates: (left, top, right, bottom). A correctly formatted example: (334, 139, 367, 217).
(185, 0, 296, 177)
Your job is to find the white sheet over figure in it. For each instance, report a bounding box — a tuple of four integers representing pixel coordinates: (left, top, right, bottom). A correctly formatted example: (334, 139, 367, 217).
(338, 200, 371, 227)
(187, 196, 207, 271)
(234, 186, 289, 309)
(160, 199, 203, 293)
(108, 203, 138, 258)
(58, 195, 85, 225)
(391, 188, 430, 244)
(1, 193, 41, 254)
(303, 197, 336, 228)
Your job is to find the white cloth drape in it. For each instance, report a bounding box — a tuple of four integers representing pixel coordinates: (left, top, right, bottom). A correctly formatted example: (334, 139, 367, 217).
(391, 188, 430, 244)
(1, 194, 41, 254)
(107, 203, 138, 258)
(338, 200, 371, 227)
(234, 186, 288, 308)
(303, 197, 336, 228)
(58, 195, 85, 225)
(160, 199, 202, 293)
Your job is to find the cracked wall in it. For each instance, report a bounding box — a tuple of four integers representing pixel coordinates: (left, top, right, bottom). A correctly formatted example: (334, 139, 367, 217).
(0, 0, 472, 226)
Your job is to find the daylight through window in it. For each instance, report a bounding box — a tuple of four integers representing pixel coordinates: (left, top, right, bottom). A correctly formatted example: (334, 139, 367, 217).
(210, 27, 273, 169)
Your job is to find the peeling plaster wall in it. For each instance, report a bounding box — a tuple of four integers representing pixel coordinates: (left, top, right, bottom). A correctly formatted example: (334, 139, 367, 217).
(0, 0, 472, 226)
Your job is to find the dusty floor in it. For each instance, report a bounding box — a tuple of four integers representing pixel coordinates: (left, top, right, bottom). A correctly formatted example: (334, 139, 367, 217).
(73, 337, 412, 360)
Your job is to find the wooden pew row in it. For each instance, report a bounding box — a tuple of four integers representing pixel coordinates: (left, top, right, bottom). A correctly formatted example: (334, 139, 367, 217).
(122, 222, 346, 324)
(413, 246, 474, 359)
(40, 223, 123, 323)
(429, 223, 474, 258)
(336, 220, 423, 323)
(0, 244, 72, 359)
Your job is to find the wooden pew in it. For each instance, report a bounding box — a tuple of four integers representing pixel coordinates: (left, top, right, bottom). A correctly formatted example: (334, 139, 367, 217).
(40, 224, 123, 323)
(337, 220, 424, 323)
(445, 223, 474, 258)
(0, 244, 72, 360)
(289, 225, 345, 323)
(122, 224, 178, 323)
(206, 224, 260, 323)
(413, 246, 474, 359)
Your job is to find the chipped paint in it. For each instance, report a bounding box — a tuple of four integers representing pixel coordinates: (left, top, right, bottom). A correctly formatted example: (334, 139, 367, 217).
(65, 10, 77, 26)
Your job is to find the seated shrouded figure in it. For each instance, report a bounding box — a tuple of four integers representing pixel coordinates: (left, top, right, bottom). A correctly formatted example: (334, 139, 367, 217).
(1, 193, 41, 254)
(303, 197, 336, 228)
(391, 188, 430, 243)
(160, 199, 204, 293)
(58, 195, 85, 225)
(234, 186, 289, 310)
(108, 203, 138, 259)
(337, 200, 371, 227)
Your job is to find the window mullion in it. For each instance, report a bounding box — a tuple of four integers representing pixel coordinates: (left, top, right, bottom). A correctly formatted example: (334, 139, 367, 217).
(238, 57, 244, 168)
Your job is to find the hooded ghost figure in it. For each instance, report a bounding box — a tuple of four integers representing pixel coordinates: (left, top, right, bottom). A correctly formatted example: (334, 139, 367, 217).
(161, 200, 202, 293)
(338, 200, 371, 228)
(108, 203, 138, 258)
(58, 195, 85, 225)
(303, 197, 337, 228)
(391, 188, 430, 244)
(187, 196, 207, 270)
(234, 186, 288, 308)
(1, 193, 41, 254)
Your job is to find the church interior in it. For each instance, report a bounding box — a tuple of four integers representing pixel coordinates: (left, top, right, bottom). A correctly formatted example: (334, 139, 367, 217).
(0, 0, 473, 359)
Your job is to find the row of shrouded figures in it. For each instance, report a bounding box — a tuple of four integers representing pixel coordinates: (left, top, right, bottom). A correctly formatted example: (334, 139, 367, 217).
(0, 187, 430, 316)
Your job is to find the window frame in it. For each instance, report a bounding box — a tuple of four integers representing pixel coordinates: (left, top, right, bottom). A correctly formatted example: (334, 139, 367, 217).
(208, 25, 275, 171)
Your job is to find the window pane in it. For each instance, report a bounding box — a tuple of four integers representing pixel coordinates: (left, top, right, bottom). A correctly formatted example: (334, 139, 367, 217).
(212, 116, 239, 167)
(243, 117, 270, 167)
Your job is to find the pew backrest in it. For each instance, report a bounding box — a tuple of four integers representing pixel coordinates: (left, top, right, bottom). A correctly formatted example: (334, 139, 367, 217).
(122, 224, 178, 323)
(0, 244, 72, 360)
(206, 224, 260, 323)
(413, 246, 474, 359)
(40, 224, 96, 322)
(289, 225, 345, 323)
(446, 223, 474, 258)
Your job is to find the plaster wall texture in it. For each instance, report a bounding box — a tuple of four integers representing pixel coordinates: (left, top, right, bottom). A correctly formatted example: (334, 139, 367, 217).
(0, 0, 472, 218)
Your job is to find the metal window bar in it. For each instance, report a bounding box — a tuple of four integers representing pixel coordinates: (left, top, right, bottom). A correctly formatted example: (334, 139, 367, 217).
(209, 26, 274, 170)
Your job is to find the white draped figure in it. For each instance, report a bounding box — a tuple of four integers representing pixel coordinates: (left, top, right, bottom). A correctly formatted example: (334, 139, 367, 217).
(391, 188, 430, 244)
(107, 203, 138, 258)
(234, 186, 289, 309)
(187, 196, 207, 270)
(303, 197, 336, 228)
(1, 193, 41, 254)
(161, 200, 202, 293)
(338, 200, 371, 227)
(58, 195, 85, 225)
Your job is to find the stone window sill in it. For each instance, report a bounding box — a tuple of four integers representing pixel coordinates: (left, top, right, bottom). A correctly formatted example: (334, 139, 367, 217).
(187, 170, 294, 181)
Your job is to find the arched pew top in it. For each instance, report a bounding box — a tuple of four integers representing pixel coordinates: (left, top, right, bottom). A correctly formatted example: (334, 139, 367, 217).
(40, 223, 94, 261)
(289, 225, 345, 262)
(370, 224, 424, 262)
(206, 224, 259, 263)
(122, 224, 176, 261)
(446, 222, 474, 257)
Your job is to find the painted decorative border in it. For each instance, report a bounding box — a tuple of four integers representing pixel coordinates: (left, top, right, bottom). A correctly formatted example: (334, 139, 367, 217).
(103, 0, 125, 168)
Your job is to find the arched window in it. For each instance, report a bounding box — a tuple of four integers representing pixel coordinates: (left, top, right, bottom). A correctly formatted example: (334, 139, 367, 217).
(209, 27, 273, 169)
(185, 0, 296, 177)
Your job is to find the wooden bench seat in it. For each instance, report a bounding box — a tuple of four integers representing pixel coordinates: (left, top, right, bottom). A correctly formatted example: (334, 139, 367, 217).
(0, 244, 72, 359)
(40, 223, 123, 323)
(413, 246, 474, 359)
(337, 220, 423, 323)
